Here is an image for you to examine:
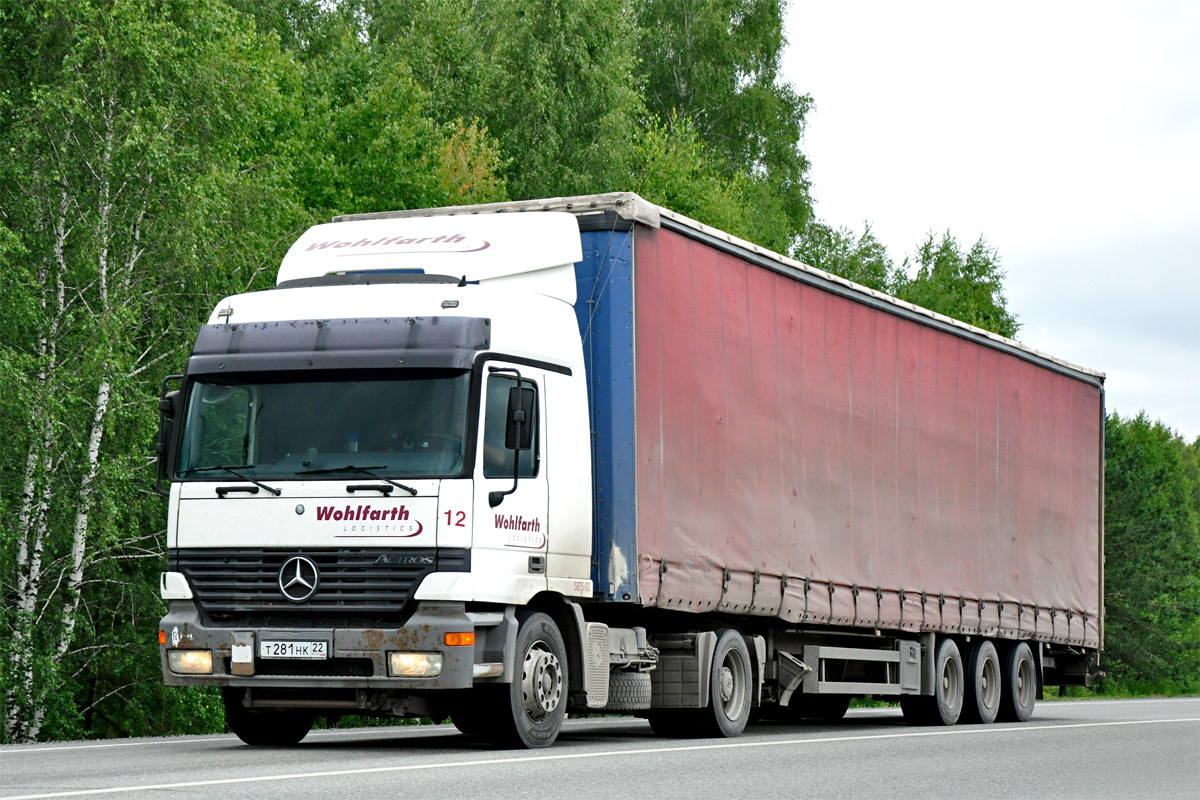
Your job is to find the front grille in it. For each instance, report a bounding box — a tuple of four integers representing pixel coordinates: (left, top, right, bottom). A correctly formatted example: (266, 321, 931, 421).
(172, 547, 469, 624)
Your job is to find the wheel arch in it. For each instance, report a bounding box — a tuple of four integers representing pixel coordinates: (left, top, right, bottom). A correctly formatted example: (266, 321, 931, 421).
(524, 592, 586, 701)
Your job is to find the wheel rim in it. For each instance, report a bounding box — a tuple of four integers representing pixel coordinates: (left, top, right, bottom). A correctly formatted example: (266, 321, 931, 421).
(521, 640, 562, 722)
(718, 648, 748, 721)
(939, 654, 960, 708)
(980, 653, 1000, 711)
(1015, 654, 1034, 709)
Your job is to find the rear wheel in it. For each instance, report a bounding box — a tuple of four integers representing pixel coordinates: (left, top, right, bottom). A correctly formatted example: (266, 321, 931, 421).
(486, 612, 567, 749)
(696, 629, 753, 738)
(962, 640, 1001, 724)
(997, 641, 1036, 722)
(900, 637, 963, 726)
(222, 688, 314, 746)
(650, 630, 753, 739)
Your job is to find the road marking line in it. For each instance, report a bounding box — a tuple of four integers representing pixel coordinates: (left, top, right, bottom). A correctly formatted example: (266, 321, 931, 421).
(1, 717, 1196, 800)
(0, 717, 645, 756)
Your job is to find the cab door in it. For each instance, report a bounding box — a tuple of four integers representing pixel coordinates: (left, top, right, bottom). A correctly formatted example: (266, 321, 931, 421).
(470, 362, 550, 601)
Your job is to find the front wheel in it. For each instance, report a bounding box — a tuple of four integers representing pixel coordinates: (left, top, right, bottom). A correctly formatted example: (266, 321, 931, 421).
(486, 611, 568, 749)
(222, 688, 314, 746)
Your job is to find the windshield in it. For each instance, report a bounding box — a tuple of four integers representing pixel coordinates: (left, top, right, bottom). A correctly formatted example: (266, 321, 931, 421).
(177, 369, 471, 479)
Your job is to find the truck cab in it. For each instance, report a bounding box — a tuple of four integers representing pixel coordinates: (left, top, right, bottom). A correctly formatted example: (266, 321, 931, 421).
(157, 211, 637, 748)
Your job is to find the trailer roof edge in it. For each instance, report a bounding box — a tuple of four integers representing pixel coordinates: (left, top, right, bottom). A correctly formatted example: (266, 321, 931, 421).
(334, 192, 1105, 385)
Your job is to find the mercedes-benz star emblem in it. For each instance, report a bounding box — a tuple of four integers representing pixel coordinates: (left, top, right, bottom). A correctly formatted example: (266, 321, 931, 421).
(278, 556, 319, 603)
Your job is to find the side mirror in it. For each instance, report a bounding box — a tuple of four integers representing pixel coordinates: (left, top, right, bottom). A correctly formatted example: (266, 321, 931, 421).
(155, 376, 183, 497)
(489, 372, 536, 508)
(505, 386, 536, 451)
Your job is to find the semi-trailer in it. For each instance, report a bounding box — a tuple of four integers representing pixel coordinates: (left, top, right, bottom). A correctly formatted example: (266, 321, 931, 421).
(155, 192, 1104, 748)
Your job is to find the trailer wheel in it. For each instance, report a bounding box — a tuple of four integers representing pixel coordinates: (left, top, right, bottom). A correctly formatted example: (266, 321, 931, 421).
(697, 629, 752, 738)
(222, 688, 314, 746)
(997, 641, 1036, 722)
(486, 612, 567, 749)
(962, 640, 1001, 724)
(931, 638, 964, 725)
(900, 638, 963, 726)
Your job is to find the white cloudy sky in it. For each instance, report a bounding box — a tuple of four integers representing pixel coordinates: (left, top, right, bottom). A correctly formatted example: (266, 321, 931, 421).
(781, 1, 1200, 440)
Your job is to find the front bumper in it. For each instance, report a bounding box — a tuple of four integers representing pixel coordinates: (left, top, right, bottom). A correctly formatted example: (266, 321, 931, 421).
(158, 601, 486, 691)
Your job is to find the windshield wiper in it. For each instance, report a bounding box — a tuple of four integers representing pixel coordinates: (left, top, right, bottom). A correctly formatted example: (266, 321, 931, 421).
(179, 464, 282, 496)
(299, 465, 418, 496)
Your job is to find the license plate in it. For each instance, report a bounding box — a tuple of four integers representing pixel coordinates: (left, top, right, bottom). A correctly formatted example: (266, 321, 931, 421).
(259, 640, 328, 660)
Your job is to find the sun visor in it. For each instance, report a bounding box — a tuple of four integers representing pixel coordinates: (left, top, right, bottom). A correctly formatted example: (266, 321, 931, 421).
(277, 212, 583, 304)
(185, 317, 491, 373)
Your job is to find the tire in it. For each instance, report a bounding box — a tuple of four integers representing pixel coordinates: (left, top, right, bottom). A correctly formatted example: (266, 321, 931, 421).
(962, 640, 1001, 724)
(222, 688, 314, 746)
(695, 629, 753, 738)
(604, 671, 652, 712)
(997, 641, 1036, 722)
(900, 638, 963, 726)
(486, 611, 568, 749)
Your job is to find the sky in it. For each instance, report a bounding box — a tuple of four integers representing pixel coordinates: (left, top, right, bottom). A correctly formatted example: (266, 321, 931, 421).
(781, 1, 1200, 440)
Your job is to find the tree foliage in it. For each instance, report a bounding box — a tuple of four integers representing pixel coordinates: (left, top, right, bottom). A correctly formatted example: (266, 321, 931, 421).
(794, 220, 894, 294)
(0, 0, 505, 744)
(893, 232, 1020, 338)
(360, 0, 643, 202)
(1101, 413, 1200, 692)
(798, 224, 1020, 339)
(637, 0, 812, 246)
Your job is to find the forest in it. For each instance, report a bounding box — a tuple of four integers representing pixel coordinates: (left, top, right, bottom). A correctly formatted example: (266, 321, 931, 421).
(1, 0, 1196, 743)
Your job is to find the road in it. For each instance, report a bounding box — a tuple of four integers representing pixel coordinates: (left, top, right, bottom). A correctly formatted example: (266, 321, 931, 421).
(1, 698, 1196, 800)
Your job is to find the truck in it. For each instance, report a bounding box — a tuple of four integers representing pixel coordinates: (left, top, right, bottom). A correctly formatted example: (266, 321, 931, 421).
(155, 192, 1104, 748)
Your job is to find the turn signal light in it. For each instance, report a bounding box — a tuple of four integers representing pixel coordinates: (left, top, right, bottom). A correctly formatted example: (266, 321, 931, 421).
(444, 632, 475, 647)
(158, 630, 166, 645)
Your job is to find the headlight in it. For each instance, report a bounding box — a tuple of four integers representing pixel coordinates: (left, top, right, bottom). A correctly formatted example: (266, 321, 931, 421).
(388, 652, 443, 677)
(168, 649, 213, 674)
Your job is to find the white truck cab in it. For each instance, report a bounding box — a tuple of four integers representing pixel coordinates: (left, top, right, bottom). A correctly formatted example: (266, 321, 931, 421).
(156, 210, 644, 748)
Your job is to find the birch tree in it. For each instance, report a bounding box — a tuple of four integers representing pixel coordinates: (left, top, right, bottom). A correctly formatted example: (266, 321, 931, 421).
(0, 0, 302, 742)
(0, 0, 509, 741)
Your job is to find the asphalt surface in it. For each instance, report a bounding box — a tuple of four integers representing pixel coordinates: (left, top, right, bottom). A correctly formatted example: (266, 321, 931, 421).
(1, 698, 1196, 800)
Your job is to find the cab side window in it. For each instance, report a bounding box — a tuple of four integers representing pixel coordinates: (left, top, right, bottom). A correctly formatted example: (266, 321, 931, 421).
(482, 375, 538, 478)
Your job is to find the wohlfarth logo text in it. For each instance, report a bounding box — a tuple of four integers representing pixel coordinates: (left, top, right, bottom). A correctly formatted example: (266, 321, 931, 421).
(317, 504, 409, 522)
(494, 514, 541, 532)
